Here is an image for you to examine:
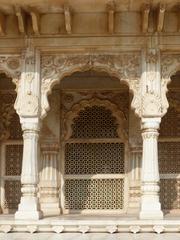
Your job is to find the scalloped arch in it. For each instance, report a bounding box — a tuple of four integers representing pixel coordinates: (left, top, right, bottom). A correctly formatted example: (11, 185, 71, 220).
(63, 98, 128, 142)
(41, 53, 141, 118)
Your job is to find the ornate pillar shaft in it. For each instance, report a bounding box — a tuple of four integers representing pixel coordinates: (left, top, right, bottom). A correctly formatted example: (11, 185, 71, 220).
(139, 118, 163, 219)
(15, 120, 42, 220)
(40, 143, 60, 216)
(128, 148, 142, 212)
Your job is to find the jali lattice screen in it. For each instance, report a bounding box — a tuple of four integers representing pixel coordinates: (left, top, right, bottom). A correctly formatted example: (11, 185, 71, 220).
(64, 104, 125, 211)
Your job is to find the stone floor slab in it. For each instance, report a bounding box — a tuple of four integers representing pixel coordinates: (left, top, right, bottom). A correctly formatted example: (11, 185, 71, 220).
(0, 233, 180, 240)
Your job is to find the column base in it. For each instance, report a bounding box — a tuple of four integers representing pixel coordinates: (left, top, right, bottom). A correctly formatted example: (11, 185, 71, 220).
(15, 196, 43, 220)
(40, 202, 61, 217)
(15, 210, 43, 220)
(139, 210, 163, 220)
(140, 196, 164, 220)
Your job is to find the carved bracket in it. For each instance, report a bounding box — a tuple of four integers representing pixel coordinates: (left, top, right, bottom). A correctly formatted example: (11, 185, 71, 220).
(41, 53, 141, 118)
(161, 53, 180, 116)
(0, 55, 21, 88)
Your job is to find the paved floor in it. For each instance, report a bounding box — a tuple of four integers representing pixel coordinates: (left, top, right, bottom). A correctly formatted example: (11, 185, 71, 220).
(0, 233, 180, 240)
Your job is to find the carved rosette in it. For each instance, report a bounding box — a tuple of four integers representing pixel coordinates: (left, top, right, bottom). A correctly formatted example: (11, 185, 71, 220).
(0, 56, 21, 88)
(161, 53, 180, 116)
(41, 53, 141, 118)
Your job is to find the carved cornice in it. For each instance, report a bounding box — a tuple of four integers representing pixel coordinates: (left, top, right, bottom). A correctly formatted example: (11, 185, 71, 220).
(63, 98, 128, 141)
(40, 53, 141, 118)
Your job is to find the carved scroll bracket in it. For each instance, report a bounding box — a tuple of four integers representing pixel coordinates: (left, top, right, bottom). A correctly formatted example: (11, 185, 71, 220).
(161, 53, 180, 116)
(41, 53, 141, 119)
(137, 49, 163, 118)
(15, 41, 41, 118)
(0, 55, 21, 88)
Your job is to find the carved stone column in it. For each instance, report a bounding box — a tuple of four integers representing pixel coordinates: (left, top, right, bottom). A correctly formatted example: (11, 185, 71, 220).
(128, 147, 142, 212)
(139, 118, 163, 219)
(15, 119, 42, 220)
(40, 143, 60, 216)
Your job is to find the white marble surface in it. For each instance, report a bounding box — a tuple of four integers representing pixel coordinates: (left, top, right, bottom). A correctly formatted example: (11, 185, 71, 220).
(0, 233, 180, 240)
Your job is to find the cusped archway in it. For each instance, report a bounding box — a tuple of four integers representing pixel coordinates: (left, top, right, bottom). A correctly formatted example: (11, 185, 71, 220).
(40, 53, 141, 118)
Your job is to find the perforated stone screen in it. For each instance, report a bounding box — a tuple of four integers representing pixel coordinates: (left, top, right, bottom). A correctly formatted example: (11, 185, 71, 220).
(158, 142, 180, 174)
(4, 180, 21, 210)
(64, 102, 125, 211)
(160, 105, 180, 137)
(160, 179, 180, 210)
(71, 106, 118, 138)
(5, 145, 23, 176)
(9, 113, 22, 140)
(65, 142, 125, 175)
(65, 178, 124, 210)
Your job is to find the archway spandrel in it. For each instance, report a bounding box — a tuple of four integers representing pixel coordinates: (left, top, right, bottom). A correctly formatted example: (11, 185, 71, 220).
(40, 53, 141, 118)
(161, 53, 180, 116)
(0, 56, 22, 89)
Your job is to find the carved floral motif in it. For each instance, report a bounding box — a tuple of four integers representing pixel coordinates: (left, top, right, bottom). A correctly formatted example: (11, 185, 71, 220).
(142, 93, 162, 117)
(0, 56, 21, 87)
(161, 53, 180, 115)
(129, 225, 141, 234)
(18, 94, 39, 116)
(78, 225, 90, 234)
(41, 53, 141, 118)
(106, 225, 117, 234)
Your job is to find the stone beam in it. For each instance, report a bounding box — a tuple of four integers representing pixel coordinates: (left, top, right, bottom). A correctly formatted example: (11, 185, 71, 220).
(64, 4, 72, 34)
(157, 3, 166, 32)
(107, 1, 115, 34)
(0, 12, 5, 35)
(15, 6, 26, 34)
(29, 8, 40, 35)
(142, 4, 150, 33)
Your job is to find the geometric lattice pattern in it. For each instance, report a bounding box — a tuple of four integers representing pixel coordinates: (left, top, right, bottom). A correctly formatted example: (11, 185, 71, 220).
(71, 106, 118, 138)
(4, 180, 21, 210)
(160, 179, 180, 210)
(5, 144, 23, 176)
(64, 102, 125, 211)
(9, 113, 22, 140)
(160, 107, 180, 137)
(65, 178, 124, 210)
(158, 142, 180, 174)
(65, 142, 124, 174)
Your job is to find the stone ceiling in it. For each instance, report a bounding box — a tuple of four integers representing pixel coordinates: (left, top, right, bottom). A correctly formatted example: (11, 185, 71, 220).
(0, 0, 179, 14)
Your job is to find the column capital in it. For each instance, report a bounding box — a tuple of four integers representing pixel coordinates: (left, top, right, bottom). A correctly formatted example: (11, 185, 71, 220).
(141, 117, 161, 130)
(20, 117, 41, 131)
